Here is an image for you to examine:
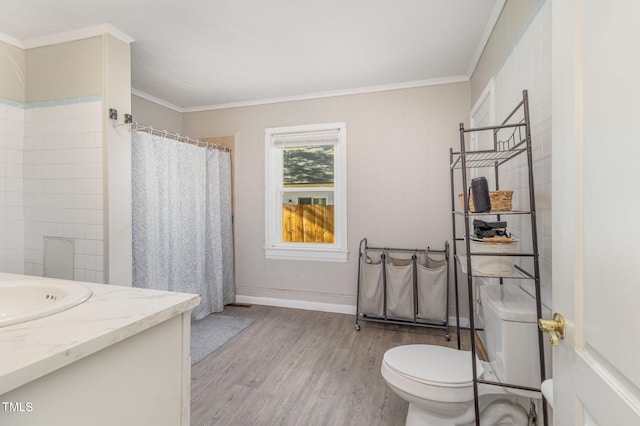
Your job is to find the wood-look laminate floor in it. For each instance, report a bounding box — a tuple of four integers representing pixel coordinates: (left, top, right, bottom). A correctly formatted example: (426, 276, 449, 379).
(191, 305, 469, 426)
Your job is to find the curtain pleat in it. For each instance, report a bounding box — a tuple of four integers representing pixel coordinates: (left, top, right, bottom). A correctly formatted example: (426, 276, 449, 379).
(132, 131, 235, 320)
(218, 151, 235, 305)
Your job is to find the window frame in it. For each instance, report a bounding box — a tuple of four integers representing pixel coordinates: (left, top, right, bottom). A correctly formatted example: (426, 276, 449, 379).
(264, 122, 347, 262)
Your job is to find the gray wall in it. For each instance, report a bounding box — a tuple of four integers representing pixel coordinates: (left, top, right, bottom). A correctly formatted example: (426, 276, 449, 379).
(131, 94, 183, 134)
(1, 36, 103, 103)
(26, 37, 103, 102)
(183, 83, 470, 310)
(470, 0, 540, 105)
(0, 41, 25, 102)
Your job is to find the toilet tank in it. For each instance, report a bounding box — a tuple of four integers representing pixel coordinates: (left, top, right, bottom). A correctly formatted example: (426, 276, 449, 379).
(480, 284, 550, 390)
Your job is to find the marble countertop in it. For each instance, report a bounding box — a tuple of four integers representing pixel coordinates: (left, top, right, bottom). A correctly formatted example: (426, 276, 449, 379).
(0, 273, 201, 395)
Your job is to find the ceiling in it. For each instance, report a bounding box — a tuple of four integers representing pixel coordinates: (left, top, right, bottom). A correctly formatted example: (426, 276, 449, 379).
(0, 0, 503, 111)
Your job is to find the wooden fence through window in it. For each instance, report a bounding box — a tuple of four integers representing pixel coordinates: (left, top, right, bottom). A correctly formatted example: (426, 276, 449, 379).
(282, 205, 334, 244)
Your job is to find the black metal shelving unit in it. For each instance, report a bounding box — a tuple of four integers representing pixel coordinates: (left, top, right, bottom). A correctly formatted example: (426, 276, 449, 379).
(449, 90, 548, 426)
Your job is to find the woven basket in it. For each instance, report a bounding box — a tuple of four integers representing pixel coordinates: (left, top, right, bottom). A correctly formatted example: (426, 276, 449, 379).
(458, 190, 514, 212)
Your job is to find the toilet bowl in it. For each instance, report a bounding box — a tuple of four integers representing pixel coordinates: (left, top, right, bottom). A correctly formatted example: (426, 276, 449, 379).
(381, 284, 547, 425)
(381, 345, 527, 425)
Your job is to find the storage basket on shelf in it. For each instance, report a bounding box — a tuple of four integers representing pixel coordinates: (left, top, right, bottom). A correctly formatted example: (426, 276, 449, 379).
(458, 189, 514, 212)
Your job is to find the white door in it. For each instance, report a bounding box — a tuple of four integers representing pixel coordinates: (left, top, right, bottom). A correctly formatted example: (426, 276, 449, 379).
(551, 1, 640, 424)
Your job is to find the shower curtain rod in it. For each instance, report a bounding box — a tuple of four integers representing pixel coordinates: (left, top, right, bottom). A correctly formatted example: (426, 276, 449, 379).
(129, 122, 231, 152)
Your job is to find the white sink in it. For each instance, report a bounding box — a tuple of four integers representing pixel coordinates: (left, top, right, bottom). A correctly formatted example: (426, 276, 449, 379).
(0, 280, 92, 327)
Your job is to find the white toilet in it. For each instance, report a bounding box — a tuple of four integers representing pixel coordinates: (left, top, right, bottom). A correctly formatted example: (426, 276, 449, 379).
(381, 284, 548, 425)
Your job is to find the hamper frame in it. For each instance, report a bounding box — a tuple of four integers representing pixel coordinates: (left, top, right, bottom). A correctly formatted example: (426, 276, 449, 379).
(354, 237, 451, 340)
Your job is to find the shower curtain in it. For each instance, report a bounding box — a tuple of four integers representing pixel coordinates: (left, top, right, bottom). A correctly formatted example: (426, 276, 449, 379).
(131, 131, 235, 321)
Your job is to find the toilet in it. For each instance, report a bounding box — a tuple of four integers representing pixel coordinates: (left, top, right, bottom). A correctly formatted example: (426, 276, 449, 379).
(381, 284, 549, 425)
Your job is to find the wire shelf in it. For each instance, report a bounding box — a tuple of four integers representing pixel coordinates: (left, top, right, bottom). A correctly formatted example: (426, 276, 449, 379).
(455, 255, 534, 279)
(452, 210, 531, 216)
(450, 142, 527, 169)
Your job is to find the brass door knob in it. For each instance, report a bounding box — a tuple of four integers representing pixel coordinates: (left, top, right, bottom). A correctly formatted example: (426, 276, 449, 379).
(538, 313, 566, 346)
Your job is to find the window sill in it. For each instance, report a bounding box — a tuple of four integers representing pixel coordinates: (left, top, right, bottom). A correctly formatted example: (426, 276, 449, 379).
(264, 246, 348, 263)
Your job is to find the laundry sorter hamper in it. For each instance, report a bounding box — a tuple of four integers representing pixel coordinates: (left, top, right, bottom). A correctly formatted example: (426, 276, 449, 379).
(355, 238, 451, 340)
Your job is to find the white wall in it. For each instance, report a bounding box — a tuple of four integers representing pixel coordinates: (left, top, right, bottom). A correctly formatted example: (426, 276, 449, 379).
(491, 1, 552, 309)
(20, 37, 107, 282)
(23, 99, 104, 282)
(470, 1, 551, 310)
(0, 102, 25, 274)
(0, 96, 106, 283)
(104, 34, 132, 286)
(183, 83, 470, 311)
(0, 34, 132, 285)
(0, 41, 26, 274)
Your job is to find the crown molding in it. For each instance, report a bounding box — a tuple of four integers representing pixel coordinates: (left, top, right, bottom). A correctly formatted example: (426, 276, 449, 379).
(0, 32, 24, 49)
(23, 24, 134, 48)
(101, 24, 135, 45)
(134, 75, 470, 114)
(131, 88, 184, 113)
(181, 75, 469, 113)
(0, 24, 134, 50)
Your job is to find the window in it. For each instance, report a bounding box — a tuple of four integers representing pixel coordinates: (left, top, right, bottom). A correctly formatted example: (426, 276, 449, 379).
(298, 197, 327, 205)
(265, 122, 347, 262)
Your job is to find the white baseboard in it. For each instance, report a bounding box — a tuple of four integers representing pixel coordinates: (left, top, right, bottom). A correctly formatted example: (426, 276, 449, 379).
(235, 295, 356, 315)
(235, 295, 470, 328)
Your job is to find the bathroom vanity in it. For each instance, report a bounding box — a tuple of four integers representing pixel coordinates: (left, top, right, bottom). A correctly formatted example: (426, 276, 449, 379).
(0, 273, 200, 426)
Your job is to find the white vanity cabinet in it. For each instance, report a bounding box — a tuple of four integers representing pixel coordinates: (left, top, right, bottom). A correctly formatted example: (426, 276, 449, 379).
(0, 274, 200, 426)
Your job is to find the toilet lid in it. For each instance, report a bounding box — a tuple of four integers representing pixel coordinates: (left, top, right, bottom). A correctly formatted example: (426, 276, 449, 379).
(383, 345, 483, 387)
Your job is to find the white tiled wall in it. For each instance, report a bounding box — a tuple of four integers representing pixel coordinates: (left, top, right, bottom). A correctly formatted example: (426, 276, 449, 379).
(466, 3, 552, 319)
(0, 103, 25, 274)
(0, 98, 105, 283)
(492, 2, 552, 308)
(23, 100, 105, 283)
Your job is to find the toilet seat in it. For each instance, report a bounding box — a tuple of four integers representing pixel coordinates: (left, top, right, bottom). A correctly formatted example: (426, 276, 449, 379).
(381, 344, 528, 424)
(383, 344, 483, 387)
